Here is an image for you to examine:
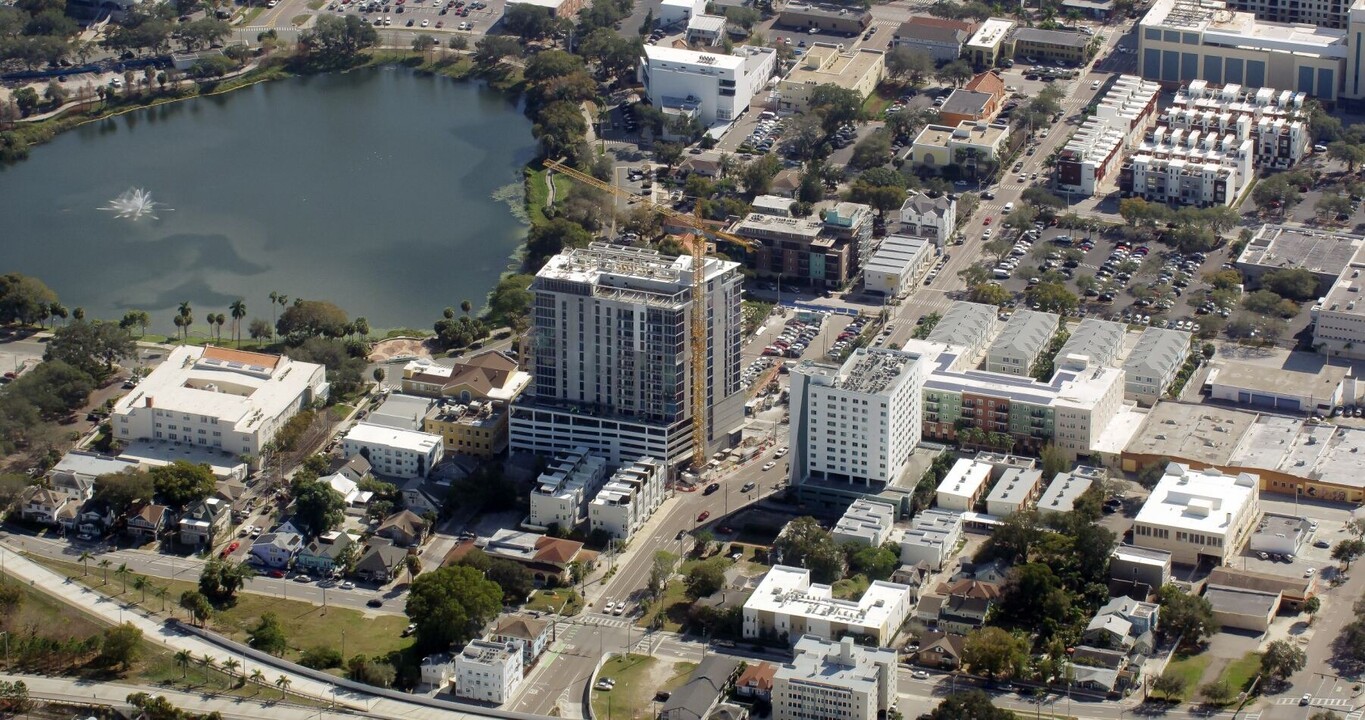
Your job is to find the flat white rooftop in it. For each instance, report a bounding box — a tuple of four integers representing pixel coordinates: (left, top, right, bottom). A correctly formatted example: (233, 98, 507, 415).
(1134, 463, 1258, 536)
(643, 44, 746, 70)
(936, 458, 992, 503)
(746, 565, 911, 628)
(344, 422, 442, 453)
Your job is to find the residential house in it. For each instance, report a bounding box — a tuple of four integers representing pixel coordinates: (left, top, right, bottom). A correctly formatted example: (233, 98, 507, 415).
(73, 499, 115, 538)
(913, 631, 965, 669)
(321, 471, 373, 513)
(1067, 646, 1134, 695)
(125, 504, 171, 542)
(179, 497, 229, 547)
(17, 486, 78, 527)
(933, 579, 1000, 633)
(249, 532, 302, 569)
(1080, 596, 1159, 652)
(491, 613, 553, 666)
(354, 537, 408, 583)
(402, 477, 443, 517)
(338, 454, 372, 483)
(377, 509, 428, 547)
(294, 531, 355, 577)
(736, 662, 776, 701)
(659, 656, 741, 720)
(480, 529, 590, 586)
(952, 559, 1012, 585)
(50, 451, 135, 501)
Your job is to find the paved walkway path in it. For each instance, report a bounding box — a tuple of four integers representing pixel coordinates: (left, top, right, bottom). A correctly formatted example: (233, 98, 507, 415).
(0, 545, 508, 720)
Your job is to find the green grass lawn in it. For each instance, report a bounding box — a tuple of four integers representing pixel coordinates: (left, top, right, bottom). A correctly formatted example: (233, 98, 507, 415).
(591, 654, 695, 720)
(1219, 651, 1262, 692)
(30, 555, 411, 664)
(525, 588, 583, 616)
(1164, 653, 1212, 701)
(290, 14, 309, 24)
(525, 165, 571, 227)
(636, 556, 735, 632)
(861, 83, 899, 118)
(3, 570, 301, 703)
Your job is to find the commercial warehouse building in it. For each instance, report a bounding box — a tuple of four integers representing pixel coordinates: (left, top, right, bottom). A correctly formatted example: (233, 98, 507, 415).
(1131, 463, 1261, 564)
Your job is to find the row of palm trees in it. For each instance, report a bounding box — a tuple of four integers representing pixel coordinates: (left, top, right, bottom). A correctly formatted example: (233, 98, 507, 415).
(78, 552, 178, 613)
(168, 294, 371, 346)
(172, 650, 293, 696)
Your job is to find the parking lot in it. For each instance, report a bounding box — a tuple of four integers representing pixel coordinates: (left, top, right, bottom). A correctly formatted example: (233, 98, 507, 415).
(322, 0, 496, 32)
(982, 220, 1241, 336)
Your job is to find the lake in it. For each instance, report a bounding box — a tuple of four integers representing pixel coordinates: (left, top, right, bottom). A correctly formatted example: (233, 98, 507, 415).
(0, 66, 537, 334)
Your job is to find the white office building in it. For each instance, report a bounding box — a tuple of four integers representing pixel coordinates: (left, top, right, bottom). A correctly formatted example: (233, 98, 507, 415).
(1123, 328, 1192, 405)
(899, 508, 964, 570)
(985, 310, 1059, 376)
(528, 447, 609, 531)
(788, 348, 926, 490)
(589, 456, 667, 541)
(773, 636, 898, 720)
(112, 345, 327, 459)
(1229, 0, 1352, 28)
(1132, 463, 1261, 564)
(743, 565, 913, 646)
(341, 423, 444, 480)
(1311, 250, 1365, 359)
(863, 235, 936, 298)
(509, 244, 745, 467)
(1136, 0, 1351, 103)
(638, 45, 778, 126)
(832, 499, 896, 547)
(454, 639, 524, 705)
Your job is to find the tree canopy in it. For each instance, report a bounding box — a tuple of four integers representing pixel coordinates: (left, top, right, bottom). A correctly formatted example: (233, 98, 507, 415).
(404, 565, 504, 652)
(0, 273, 58, 325)
(94, 470, 156, 517)
(772, 516, 844, 583)
(276, 300, 351, 341)
(150, 461, 216, 510)
(44, 320, 135, 382)
(296, 14, 378, 68)
(289, 473, 346, 539)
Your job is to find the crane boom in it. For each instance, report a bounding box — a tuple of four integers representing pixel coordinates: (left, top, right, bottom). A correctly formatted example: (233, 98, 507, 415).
(544, 158, 755, 473)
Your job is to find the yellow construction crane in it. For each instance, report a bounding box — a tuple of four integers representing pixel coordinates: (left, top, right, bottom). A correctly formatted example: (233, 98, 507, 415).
(544, 158, 756, 473)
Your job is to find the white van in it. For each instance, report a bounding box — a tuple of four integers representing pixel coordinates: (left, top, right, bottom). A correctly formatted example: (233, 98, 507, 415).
(1003, 201, 1014, 213)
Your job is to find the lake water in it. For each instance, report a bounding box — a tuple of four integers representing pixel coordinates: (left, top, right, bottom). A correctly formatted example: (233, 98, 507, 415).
(0, 66, 537, 333)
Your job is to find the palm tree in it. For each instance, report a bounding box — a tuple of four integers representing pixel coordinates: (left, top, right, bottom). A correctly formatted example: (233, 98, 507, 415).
(175, 650, 193, 679)
(275, 674, 291, 694)
(222, 658, 240, 679)
(50, 302, 68, 327)
(229, 300, 246, 346)
(293, 297, 303, 307)
(98, 558, 111, 584)
(73, 307, 85, 321)
(404, 554, 423, 584)
(133, 575, 148, 603)
(78, 550, 94, 576)
(443, 306, 455, 320)
(214, 313, 226, 342)
(116, 563, 130, 593)
(250, 668, 266, 693)
(178, 301, 193, 340)
(353, 316, 369, 341)
(172, 315, 186, 341)
(155, 585, 169, 612)
(201, 653, 217, 683)
(460, 300, 473, 316)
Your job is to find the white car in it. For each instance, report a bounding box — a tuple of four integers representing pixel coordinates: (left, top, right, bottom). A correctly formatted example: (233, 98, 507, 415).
(774, 446, 789, 458)
(983, 228, 993, 238)
(1091, 80, 1100, 90)
(912, 670, 931, 680)
(762, 461, 777, 471)
(1305, 568, 1316, 577)
(340, 580, 356, 590)
(613, 600, 626, 615)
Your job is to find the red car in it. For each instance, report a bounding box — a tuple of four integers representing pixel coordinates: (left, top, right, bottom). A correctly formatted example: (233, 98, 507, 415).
(697, 511, 710, 522)
(983, 217, 992, 225)
(268, 569, 286, 578)
(219, 541, 240, 558)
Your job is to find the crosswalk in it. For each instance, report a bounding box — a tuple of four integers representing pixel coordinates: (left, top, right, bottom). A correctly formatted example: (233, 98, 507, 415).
(1275, 697, 1356, 707)
(575, 613, 635, 629)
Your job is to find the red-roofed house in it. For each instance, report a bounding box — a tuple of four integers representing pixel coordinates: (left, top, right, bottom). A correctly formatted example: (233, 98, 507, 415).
(736, 662, 777, 701)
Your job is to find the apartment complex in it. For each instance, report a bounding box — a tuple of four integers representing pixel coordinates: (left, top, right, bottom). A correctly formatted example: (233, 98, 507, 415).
(892, 16, 977, 62)
(509, 244, 744, 466)
(906, 339, 1128, 460)
(1132, 463, 1261, 564)
(111, 346, 327, 459)
(454, 640, 524, 705)
(1056, 75, 1161, 195)
(1136, 0, 1352, 104)
(1037, 465, 1106, 515)
(899, 508, 964, 570)
(831, 498, 897, 546)
(1165, 80, 1310, 169)
(733, 204, 874, 288)
(923, 301, 1001, 360)
(985, 466, 1044, 516)
(935, 458, 993, 511)
(422, 400, 508, 458)
(1055, 318, 1128, 368)
(743, 565, 913, 645)
(340, 424, 443, 480)
(772, 636, 898, 720)
(1119, 123, 1253, 206)
(1229, 0, 1351, 27)
(864, 235, 937, 298)
(985, 309, 1060, 376)
(1122, 328, 1192, 404)
(776, 44, 886, 113)
(528, 447, 609, 531)
(638, 45, 778, 125)
(788, 348, 926, 489)
(589, 456, 667, 541)
(897, 192, 958, 248)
